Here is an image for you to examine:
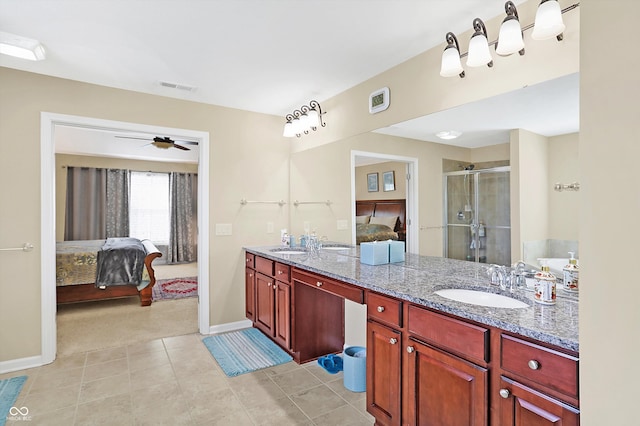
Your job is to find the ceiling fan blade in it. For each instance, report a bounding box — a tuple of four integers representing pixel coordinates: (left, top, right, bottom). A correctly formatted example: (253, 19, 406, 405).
(115, 135, 152, 141)
(173, 143, 191, 151)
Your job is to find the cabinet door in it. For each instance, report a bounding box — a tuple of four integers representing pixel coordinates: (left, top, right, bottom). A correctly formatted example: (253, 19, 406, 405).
(245, 267, 255, 321)
(255, 272, 275, 336)
(406, 338, 488, 426)
(366, 320, 402, 426)
(274, 280, 291, 350)
(498, 376, 580, 426)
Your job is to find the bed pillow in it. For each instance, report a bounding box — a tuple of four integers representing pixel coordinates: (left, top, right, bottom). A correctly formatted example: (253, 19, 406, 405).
(370, 215, 399, 231)
(355, 215, 371, 224)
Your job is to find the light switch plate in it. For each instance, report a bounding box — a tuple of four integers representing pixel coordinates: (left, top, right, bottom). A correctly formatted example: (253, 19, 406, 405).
(267, 222, 274, 233)
(337, 219, 348, 230)
(215, 223, 232, 236)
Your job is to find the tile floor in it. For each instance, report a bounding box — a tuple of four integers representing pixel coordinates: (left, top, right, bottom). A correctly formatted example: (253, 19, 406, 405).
(2, 333, 374, 425)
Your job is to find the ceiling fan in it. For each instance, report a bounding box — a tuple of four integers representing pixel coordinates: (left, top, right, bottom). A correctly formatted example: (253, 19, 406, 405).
(115, 135, 197, 151)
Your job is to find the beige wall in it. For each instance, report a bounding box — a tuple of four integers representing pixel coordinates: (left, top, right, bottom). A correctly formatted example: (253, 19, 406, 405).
(581, 1, 640, 423)
(55, 154, 198, 241)
(355, 161, 406, 201)
(0, 67, 290, 362)
(548, 133, 579, 240)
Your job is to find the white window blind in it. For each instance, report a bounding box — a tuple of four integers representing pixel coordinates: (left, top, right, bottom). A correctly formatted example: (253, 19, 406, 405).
(129, 171, 170, 243)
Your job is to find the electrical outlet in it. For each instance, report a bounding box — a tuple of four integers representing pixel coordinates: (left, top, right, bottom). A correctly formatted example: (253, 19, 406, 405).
(337, 219, 348, 230)
(215, 223, 232, 236)
(303, 221, 310, 233)
(267, 222, 274, 233)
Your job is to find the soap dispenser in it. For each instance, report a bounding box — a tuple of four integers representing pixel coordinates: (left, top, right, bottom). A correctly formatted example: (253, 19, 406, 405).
(534, 262, 556, 305)
(562, 252, 579, 293)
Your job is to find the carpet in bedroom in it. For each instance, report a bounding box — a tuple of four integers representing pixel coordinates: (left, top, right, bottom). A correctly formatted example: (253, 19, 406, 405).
(56, 297, 198, 356)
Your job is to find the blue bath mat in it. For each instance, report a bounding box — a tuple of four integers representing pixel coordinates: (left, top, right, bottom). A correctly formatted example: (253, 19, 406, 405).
(202, 328, 293, 377)
(0, 376, 28, 426)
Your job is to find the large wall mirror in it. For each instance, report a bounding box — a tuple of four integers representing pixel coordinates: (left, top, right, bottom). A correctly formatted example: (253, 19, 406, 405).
(291, 72, 579, 268)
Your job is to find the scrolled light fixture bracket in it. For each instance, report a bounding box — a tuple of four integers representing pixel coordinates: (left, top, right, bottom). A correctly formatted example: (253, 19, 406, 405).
(283, 100, 325, 138)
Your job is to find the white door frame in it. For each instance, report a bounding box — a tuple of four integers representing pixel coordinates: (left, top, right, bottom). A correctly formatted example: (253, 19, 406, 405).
(350, 150, 419, 254)
(40, 112, 210, 364)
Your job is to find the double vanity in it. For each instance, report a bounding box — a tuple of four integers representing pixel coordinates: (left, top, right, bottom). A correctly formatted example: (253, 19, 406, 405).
(244, 244, 579, 426)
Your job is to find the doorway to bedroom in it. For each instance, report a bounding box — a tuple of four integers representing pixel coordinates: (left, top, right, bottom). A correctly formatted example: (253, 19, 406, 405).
(41, 113, 210, 361)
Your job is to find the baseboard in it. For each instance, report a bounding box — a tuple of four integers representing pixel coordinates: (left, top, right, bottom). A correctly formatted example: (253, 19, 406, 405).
(207, 319, 252, 335)
(0, 355, 49, 375)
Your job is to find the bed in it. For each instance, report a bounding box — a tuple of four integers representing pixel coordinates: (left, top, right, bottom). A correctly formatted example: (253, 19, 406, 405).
(355, 199, 406, 245)
(56, 238, 162, 306)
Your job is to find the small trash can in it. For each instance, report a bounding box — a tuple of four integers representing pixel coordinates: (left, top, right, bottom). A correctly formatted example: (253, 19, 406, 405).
(343, 346, 366, 392)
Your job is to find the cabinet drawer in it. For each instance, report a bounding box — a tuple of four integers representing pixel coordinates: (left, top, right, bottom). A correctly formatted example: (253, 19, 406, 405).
(275, 262, 290, 282)
(501, 334, 579, 399)
(407, 305, 489, 364)
(293, 269, 364, 303)
(367, 292, 402, 328)
(245, 252, 255, 269)
(255, 256, 274, 276)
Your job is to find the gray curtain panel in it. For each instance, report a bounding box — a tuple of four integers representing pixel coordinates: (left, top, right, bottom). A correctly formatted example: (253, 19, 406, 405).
(168, 172, 198, 263)
(64, 167, 130, 241)
(64, 167, 107, 241)
(105, 168, 130, 238)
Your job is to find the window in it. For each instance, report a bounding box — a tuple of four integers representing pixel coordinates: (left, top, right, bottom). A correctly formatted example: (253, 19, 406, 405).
(129, 171, 170, 243)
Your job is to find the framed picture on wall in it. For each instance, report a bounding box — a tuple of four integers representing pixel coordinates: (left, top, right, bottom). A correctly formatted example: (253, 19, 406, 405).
(383, 171, 395, 191)
(367, 173, 379, 192)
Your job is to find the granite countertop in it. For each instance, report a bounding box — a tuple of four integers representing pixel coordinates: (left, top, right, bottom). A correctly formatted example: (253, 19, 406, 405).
(245, 244, 579, 353)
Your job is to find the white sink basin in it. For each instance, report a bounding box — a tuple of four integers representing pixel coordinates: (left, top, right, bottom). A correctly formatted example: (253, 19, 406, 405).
(435, 289, 529, 309)
(271, 250, 307, 255)
(322, 246, 350, 251)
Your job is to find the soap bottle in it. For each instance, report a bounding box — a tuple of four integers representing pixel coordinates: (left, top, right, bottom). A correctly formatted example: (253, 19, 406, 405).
(534, 263, 556, 305)
(562, 252, 579, 293)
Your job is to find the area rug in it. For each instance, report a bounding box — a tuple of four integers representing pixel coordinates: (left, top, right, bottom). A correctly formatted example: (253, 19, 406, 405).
(202, 328, 293, 377)
(152, 276, 198, 301)
(0, 376, 28, 426)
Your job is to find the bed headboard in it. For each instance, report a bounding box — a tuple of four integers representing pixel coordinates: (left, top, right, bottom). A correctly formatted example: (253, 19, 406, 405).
(356, 199, 406, 234)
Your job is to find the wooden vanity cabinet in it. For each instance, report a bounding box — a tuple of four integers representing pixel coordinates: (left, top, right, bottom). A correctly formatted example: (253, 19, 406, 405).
(251, 257, 292, 351)
(245, 253, 255, 321)
(405, 305, 489, 426)
(365, 293, 579, 426)
(498, 334, 580, 425)
(366, 292, 403, 426)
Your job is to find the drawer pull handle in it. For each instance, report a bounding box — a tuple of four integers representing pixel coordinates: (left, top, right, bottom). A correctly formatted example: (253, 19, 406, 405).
(407, 346, 415, 353)
(377, 306, 385, 313)
(499, 389, 511, 399)
(389, 338, 398, 345)
(278, 270, 282, 275)
(316, 281, 323, 287)
(528, 360, 540, 370)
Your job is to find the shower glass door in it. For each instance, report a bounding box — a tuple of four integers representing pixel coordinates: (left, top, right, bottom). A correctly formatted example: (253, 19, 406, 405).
(444, 167, 511, 266)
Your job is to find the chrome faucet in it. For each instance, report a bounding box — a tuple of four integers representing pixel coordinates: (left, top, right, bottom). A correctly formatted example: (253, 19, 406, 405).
(487, 264, 518, 292)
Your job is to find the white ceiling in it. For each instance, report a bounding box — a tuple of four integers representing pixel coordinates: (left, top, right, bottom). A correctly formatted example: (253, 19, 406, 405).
(0, 0, 578, 155)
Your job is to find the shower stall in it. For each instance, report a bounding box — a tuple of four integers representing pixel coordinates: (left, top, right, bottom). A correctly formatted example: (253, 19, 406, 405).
(443, 166, 511, 266)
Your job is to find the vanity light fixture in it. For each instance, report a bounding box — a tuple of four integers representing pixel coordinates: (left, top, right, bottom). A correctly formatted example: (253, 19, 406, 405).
(496, 1, 525, 56)
(532, 0, 566, 41)
(439, 32, 465, 78)
(436, 130, 462, 140)
(0, 31, 46, 61)
(283, 100, 325, 138)
(439, 2, 579, 78)
(467, 18, 493, 68)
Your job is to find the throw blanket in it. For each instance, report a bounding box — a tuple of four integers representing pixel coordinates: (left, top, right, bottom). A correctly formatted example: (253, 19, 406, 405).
(95, 238, 147, 288)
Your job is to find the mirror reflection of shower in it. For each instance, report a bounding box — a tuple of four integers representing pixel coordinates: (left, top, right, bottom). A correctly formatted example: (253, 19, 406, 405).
(444, 162, 511, 266)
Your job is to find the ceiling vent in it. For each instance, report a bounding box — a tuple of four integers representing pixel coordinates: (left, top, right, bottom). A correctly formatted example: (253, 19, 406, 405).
(159, 81, 196, 92)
